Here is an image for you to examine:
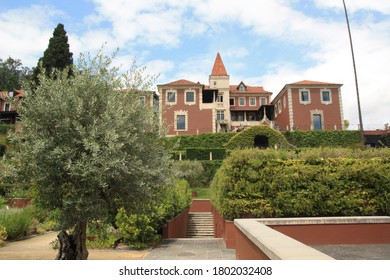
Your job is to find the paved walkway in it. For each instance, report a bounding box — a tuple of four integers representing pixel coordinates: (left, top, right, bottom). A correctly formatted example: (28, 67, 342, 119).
(0, 232, 235, 260)
(144, 238, 236, 260)
(312, 244, 390, 260)
(0, 232, 148, 260)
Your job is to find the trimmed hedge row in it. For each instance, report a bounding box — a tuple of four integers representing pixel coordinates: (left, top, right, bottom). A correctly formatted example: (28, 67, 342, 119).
(283, 130, 361, 148)
(165, 133, 235, 150)
(211, 148, 390, 220)
(186, 148, 227, 160)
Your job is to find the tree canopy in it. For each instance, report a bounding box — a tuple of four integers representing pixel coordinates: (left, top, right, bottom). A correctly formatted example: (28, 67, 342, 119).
(0, 57, 31, 91)
(8, 50, 172, 259)
(32, 23, 73, 84)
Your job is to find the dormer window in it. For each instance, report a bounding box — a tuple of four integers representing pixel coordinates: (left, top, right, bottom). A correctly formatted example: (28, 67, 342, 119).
(238, 83, 246, 91)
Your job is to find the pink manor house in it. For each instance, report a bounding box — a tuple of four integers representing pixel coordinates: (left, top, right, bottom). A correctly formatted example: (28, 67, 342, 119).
(157, 53, 345, 136)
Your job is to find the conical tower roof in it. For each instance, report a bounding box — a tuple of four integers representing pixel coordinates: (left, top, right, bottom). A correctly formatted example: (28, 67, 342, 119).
(211, 52, 228, 76)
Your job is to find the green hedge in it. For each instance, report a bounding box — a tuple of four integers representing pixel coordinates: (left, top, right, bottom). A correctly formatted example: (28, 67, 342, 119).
(283, 130, 361, 148)
(186, 148, 227, 160)
(225, 126, 293, 150)
(211, 148, 390, 220)
(165, 133, 235, 150)
(0, 124, 15, 135)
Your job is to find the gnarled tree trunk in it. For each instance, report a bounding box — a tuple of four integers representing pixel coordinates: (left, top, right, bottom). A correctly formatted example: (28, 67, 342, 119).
(56, 220, 89, 260)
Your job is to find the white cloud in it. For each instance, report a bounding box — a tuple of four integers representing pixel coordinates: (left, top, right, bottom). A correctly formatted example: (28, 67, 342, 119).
(0, 5, 63, 67)
(315, 0, 390, 15)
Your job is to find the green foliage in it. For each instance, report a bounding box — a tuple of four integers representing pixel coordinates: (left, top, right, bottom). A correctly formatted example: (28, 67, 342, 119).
(0, 225, 6, 246)
(86, 220, 119, 249)
(0, 57, 31, 91)
(173, 160, 223, 188)
(186, 148, 227, 160)
(211, 148, 390, 220)
(8, 49, 172, 233)
(200, 160, 223, 186)
(115, 179, 191, 248)
(165, 132, 235, 150)
(0, 196, 6, 208)
(173, 161, 205, 188)
(283, 130, 361, 148)
(32, 23, 73, 85)
(225, 126, 293, 150)
(0, 124, 15, 135)
(116, 208, 159, 249)
(192, 188, 211, 199)
(0, 207, 33, 240)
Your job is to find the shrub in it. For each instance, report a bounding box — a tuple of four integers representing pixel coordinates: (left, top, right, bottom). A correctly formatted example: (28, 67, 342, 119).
(165, 132, 235, 150)
(0, 207, 34, 240)
(116, 209, 159, 249)
(0, 226, 6, 246)
(200, 160, 223, 186)
(115, 179, 191, 248)
(173, 161, 206, 188)
(0, 124, 15, 135)
(186, 148, 227, 160)
(283, 130, 361, 148)
(86, 220, 119, 249)
(211, 148, 390, 220)
(225, 126, 293, 150)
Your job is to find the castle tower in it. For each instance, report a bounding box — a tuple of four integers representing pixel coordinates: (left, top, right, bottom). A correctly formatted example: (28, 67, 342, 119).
(209, 53, 231, 132)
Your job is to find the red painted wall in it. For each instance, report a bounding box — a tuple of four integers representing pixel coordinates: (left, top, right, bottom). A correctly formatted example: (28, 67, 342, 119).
(235, 229, 270, 260)
(161, 88, 213, 135)
(290, 87, 342, 130)
(189, 199, 212, 212)
(162, 209, 189, 238)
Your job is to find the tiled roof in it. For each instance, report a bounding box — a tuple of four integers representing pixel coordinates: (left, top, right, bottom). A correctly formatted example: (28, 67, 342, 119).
(158, 79, 202, 87)
(0, 90, 24, 99)
(289, 80, 341, 86)
(211, 52, 228, 76)
(230, 85, 271, 94)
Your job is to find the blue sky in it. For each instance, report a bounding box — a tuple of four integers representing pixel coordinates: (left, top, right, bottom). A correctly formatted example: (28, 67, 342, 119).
(1, 0, 390, 129)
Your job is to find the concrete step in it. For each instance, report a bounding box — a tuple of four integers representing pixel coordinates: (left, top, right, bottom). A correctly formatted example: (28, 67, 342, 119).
(187, 212, 214, 238)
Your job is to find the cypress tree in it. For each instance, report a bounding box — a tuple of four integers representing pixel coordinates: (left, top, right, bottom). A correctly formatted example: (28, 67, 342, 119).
(32, 23, 73, 84)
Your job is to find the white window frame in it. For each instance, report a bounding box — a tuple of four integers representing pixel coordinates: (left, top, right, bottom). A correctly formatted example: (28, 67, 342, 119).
(230, 97, 235, 106)
(249, 97, 256, 106)
(321, 89, 332, 104)
(185, 90, 196, 105)
(278, 100, 282, 113)
(311, 110, 324, 130)
(217, 110, 225, 121)
(299, 89, 311, 104)
(239, 97, 246, 106)
(217, 93, 224, 103)
(260, 97, 267, 106)
(174, 110, 188, 131)
(166, 90, 177, 105)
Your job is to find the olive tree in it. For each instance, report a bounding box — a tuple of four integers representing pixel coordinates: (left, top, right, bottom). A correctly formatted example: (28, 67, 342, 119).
(8, 50, 172, 259)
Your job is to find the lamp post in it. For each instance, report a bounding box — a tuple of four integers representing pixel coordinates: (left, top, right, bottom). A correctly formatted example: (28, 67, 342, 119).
(342, 0, 365, 145)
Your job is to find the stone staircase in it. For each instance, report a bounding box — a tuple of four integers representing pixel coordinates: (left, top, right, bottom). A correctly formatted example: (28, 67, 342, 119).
(187, 212, 214, 238)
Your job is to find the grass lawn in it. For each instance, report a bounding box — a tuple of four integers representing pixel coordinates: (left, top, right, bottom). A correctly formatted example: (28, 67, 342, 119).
(192, 188, 211, 199)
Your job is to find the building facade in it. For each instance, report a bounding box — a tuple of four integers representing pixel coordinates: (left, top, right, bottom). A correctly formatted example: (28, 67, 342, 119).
(158, 53, 345, 135)
(158, 53, 274, 136)
(0, 90, 23, 124)
(271, 81, 345, 131)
